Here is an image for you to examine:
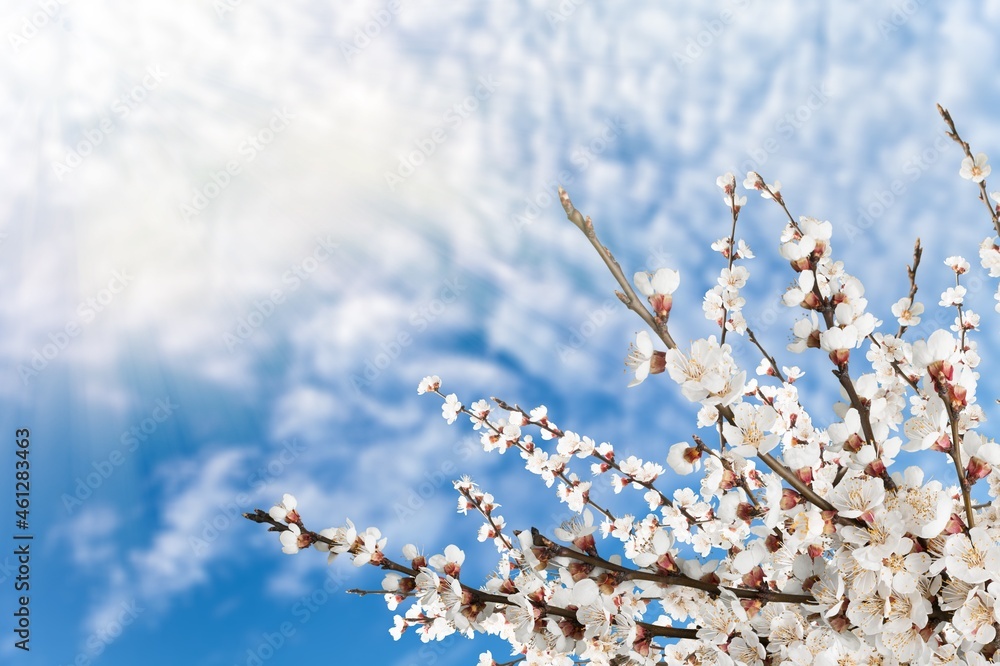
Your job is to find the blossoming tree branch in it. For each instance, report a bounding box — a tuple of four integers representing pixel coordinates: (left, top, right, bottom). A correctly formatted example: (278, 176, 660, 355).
(245, 105, 1000, 665)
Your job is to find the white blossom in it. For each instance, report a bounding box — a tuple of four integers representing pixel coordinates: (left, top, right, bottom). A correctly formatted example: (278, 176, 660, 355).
(960, 152, 991, 182)
(252, 151, 1000, 666)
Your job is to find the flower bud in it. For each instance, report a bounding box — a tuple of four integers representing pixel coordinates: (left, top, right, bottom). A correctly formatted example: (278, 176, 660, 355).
(944, 513, 966, 535)
(780, 488, 802, 510)
(967, 456, 992, 481)
(742, 565, 765, 589)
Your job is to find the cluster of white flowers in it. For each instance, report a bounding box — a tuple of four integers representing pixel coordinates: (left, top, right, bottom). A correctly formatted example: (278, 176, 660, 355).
(247, 110, 1000, 665)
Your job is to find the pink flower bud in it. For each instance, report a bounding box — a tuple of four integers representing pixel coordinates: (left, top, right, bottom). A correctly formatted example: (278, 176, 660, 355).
(967, 456, 992, 481)
(945, 513, 966, 534)
(780, 488, 802, 510)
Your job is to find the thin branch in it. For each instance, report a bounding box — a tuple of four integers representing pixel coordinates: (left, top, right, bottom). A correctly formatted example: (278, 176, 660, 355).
(447, 394, 619, 524)
(494, 396, 702, 525)
(951, 270, 969, 352)
(758, 451, 834, 512)
(560, 187, 836, 515)
(530, 528, 814, 606)
(896, 238, 923, 339)
(246, 511, 697, 639)
(747, 326, 787, 383)
(937, 104, 1000, 237)
(940, 389, 976, 529)
(457, 484, 515, 551)
(692, 435, 762, 512)
(559, 187, 677, 350)
(868, 334, 921, 393)
(348, 588, 412, 597)
(720, 184, 741, 346)
(760, 182, 883, 464)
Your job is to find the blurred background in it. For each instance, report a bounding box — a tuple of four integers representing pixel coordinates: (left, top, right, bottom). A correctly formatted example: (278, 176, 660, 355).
(3, 1, 1000, 664)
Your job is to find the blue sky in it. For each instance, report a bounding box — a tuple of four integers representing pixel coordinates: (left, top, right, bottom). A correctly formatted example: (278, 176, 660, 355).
(4, 2, 1000, 665)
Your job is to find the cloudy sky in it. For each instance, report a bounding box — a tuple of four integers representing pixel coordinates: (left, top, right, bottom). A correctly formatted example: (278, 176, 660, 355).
(4, 1, 1000, 664)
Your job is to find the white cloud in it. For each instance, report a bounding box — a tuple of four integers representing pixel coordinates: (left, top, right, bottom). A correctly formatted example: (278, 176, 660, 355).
(7, 1, 995, 408)
(71, 448, 248, 634)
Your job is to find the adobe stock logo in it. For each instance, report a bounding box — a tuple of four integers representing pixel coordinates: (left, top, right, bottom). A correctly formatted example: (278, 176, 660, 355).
(62, 397, 179, 514)
(223, 236, 340, 352)
(509, 117, 625, 235)
(180, 108, 295, 222)
(8, 0, 70, 53)
(350, 277, 467, 393)
(51, 66, 168, 181)
(338, 0, 403, 64)
(383, 76, 501, 191)
(18, 270, 134, 385)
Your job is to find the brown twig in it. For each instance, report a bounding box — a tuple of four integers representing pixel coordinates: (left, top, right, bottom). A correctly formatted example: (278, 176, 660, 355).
(560, 187, 837, 515)
(747, 327, 787, 383)
(940, 388, 976, 529)
(896, 239, 923, 339)
(692, 435, 762, 512)
(757, 180, 883, 463)
(720, 178, 742, 346)
(530, 528, 814, 606)
(937, 104, 1000, 237)
(559, 187, 677, 350)
(496, 397, 699, 524)
(445, 393, 619, 524)
(456, 484, 515, 551)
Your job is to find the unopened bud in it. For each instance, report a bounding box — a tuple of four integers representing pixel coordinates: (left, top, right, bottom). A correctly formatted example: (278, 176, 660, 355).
(931, 434, 952, 452)
(649, 294, 673, 320)
(864, 459, 887, 479)
(567, 561, 594, 582)
(558, 187, 586, 228)
(821, 510, 838, 534)
(739, 598, 763, 618)
(828, 348, 850, 367)
(927, 360, 954, 389)
(655, 552, 679, 575)
(967, 456, 992, 482)
(572, 534, 597, 556)
(844, 433, 864, 453)
(741, 565, 765, 589)
(949, 384, 968, 409)
(700, 571, 721, 586)
(720, 469, 738, 490)
(789, 257, 810, 272)
(945, 513, 966, 534)
(780, 488, 802, 510)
